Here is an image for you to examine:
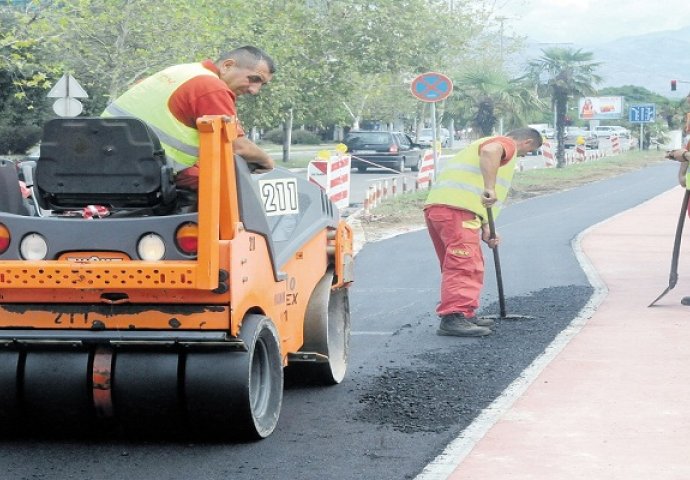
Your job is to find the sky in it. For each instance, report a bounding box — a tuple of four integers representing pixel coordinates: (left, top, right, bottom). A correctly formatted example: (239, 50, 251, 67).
(500, 0, 690, 45)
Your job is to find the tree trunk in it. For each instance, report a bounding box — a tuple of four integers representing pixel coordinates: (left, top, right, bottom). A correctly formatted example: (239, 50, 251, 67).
(282, 107, 293, 163)
(554, 95, 567, 168)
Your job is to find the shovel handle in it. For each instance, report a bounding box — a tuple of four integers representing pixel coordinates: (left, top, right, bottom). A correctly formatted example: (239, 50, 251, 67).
(486, 206, 497, 239)
(485, 204, 506, 318)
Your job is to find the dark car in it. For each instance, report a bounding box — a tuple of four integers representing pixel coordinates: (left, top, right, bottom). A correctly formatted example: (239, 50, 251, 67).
(344, 130, 423, 173)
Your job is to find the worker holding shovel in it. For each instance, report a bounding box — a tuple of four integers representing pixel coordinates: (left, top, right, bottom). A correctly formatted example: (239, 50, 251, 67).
(424, 128, 542, 337)
(651, 143, 690, 307)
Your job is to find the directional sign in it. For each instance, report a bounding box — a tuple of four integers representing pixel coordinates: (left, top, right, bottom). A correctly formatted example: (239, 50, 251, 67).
(47, 74, 88, 99)
(48, 74, 88, 117)
(628, 104, 656, 123)
(410, 72, 453, 103)
(52, 97, 83, 117)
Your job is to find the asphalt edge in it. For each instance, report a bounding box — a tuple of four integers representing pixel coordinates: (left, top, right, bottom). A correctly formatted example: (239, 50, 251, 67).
(413, 215, 612, 480)
(346, 207, 426, 257)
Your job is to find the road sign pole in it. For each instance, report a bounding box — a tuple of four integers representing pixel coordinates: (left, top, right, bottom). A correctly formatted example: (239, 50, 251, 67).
(431, 102, 438, 180)
(640, 124, 643, 151)
(410, 72, 453, 182)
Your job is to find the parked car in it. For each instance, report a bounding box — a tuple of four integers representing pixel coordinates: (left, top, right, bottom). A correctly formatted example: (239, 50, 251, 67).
(594, 125, 630, 139)
(344, 130, 424, 172)
(564, 128, 599, 149)
(416, 128, 450, 148)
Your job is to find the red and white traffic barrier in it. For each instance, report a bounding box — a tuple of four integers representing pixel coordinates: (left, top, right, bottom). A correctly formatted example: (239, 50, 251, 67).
(416, 149, 435, 188)
(307, 151, 351, 210)
(542, 141, 556, 167)
(575, 144, 586, 161)
(611, 135, 621, 155)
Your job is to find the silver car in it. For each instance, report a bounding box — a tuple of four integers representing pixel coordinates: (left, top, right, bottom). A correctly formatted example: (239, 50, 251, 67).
(564, 128, 599, 149)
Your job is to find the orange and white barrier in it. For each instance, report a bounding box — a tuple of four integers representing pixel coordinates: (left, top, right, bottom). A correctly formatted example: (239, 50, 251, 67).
(542, 141, 556, 167)
(575, 144, 586, 161)
(416, 149, 435, 188)
(611, 135, 621, 155)
(307, 148, 351, 210)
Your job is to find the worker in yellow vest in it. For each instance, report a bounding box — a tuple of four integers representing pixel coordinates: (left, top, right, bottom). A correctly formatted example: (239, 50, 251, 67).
(103, 46, 275, 190)
(667, 142, 690, 306)
(425, 128, 542, 336)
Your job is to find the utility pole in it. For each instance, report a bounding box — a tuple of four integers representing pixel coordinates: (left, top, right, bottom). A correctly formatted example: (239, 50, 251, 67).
(495, 16, 507, 62)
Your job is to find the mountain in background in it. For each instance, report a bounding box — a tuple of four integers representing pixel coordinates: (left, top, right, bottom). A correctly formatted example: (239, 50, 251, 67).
(510, 25, 690, 99)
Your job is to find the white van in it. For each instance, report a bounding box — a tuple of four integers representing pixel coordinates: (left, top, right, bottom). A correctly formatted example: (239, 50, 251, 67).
(417, 128, 450, 147)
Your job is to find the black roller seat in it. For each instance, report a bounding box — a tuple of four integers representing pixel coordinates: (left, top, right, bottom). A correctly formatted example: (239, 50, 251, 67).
(34, 117, 176, 212)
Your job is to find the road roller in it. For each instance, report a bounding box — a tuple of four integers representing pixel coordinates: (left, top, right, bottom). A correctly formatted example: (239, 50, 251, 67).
(0, 116, 353, 439)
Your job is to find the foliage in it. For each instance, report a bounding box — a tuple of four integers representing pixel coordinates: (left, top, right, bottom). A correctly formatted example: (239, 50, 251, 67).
(0, 0, 622, 150)
(528, 48, 601, 167)
(33, 0, 207, 114)
(0, 123, 41, 154)
(0, 2, 56, 133)
(452, 69, 543, 136)
(262, 127, 322, 145)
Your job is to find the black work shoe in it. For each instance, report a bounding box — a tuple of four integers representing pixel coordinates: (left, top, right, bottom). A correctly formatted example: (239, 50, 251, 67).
(467, 316, 495, 328)
(437, 313, 491, 337)
(681, 297, 690, 306)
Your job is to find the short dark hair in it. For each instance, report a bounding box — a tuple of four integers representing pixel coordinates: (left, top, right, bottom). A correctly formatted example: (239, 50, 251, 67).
(507, 127, 543, 149)
(216, 46, 276, 74)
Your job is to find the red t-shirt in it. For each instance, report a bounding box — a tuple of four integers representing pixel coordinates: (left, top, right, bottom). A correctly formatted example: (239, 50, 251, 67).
(479, 136, 516, 166)
(169, 60, 245, 189)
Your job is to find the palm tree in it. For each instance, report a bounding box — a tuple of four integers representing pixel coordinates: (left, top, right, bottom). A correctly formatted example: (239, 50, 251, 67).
(529, 48, 601, 167)
(450, 69, 543, 137)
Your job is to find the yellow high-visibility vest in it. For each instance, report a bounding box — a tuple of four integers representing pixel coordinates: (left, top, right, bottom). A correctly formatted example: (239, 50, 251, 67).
(103, 63, 217, 172)
(425, 137, 517, 221)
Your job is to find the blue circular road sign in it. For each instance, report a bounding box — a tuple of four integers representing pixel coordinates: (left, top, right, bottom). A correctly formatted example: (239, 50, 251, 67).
(411, 72, 453, 102)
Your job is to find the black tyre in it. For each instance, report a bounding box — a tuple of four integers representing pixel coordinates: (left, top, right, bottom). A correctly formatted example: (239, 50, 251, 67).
(289, 271, 350, 385)
(185, 314, 283, 440)
(0, 351, 21, 432)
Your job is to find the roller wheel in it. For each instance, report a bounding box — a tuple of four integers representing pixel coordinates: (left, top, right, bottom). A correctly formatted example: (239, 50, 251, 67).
(185, 314, 283, 440)
(23, 350, 94, 433)
(0, 351, 21, 432)
(290, 271, 351, 385)
(111, 351, 182, 436)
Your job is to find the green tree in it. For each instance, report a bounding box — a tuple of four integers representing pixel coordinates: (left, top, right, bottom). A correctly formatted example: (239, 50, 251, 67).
(451, 69, 543, 136)
(529, 47, 601, 167)
(0, 2, 57, 152)
(4, 0, 508, 142)
(35, 0, 209, 114)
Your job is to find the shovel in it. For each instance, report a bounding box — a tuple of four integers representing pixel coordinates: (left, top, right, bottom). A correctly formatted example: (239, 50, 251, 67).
(483, 205, 533, 320)
(648, 189, 690, 307)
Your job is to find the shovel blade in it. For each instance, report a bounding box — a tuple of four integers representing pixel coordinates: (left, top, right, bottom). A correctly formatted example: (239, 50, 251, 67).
(648, 286, 672, 307)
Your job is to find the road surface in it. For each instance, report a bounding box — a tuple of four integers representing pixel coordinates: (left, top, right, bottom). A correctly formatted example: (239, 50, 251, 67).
(0, 162, 678, 480)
